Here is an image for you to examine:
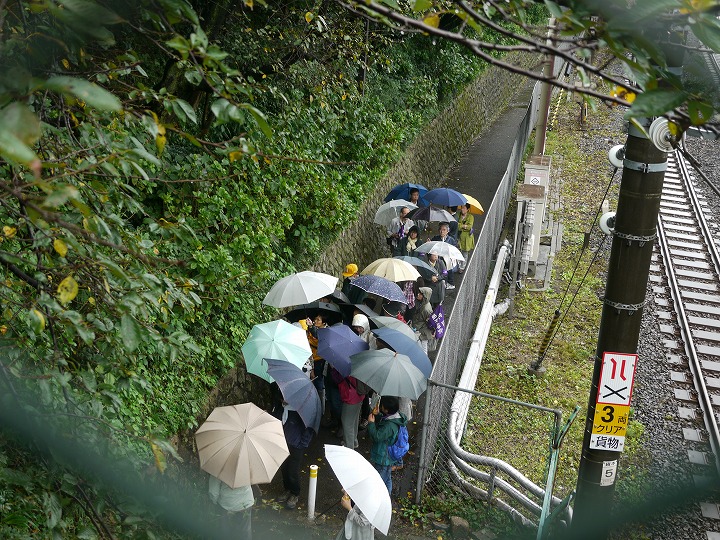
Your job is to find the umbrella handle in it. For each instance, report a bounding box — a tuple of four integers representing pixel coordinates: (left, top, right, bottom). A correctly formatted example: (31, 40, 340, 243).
(313, 497, 343, 520)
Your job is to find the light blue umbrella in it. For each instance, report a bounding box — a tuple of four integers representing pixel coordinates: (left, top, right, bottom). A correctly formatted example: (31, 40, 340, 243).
(371, 327, 432, 377)
(241, 320, 312, 383)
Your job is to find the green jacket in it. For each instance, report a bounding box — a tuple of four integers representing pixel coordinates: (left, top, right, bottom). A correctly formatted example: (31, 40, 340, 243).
(368, 412, 407, 466)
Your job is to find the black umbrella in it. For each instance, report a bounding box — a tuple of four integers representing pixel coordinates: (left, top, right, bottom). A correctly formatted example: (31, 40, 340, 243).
(284, 301, 343, 325)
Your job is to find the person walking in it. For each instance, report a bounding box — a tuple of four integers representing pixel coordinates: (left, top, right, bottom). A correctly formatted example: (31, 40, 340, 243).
(457, 203, 475, 274)
(208, 476, 254, 539)
(367, 396, 407, 496)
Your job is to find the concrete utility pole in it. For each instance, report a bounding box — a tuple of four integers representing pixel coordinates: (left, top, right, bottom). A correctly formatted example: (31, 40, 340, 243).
(571, 28, 684, 538)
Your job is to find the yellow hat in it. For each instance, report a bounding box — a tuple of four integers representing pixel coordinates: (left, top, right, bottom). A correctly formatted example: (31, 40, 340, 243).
(342, 263, 359, 277)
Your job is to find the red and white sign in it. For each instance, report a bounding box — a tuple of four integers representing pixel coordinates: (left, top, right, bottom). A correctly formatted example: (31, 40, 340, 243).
(596, 352, 638, 406)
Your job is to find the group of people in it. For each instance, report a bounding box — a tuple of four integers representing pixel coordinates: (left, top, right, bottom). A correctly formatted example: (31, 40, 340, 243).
(208, 187, 477, 539)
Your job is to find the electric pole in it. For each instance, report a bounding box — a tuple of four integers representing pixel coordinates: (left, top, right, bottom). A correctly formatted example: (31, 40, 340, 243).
(571, 27, 684, 538)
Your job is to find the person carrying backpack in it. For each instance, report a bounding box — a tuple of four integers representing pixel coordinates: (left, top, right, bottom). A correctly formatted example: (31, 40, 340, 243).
(366, 396, 408, 496)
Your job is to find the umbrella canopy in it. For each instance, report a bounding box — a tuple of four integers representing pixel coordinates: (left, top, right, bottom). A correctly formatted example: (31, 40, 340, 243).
(263, 271, 338, 308)
(409, 206, 456, 224)
(350, 349, 427, 399)
(373, 200, 418, 228)
(361, 258, 421, 283)
(424, 187, 467, 208)
(325, 445, 392, 535)
(241, 320, 312, 383)
(327, 289, 350, 305)
(369, 316, 419, 341)
(394, 255, 438, 275)
(317, 325, 369, 378)
(284, 301, 343, 325)
(350, 274, 407, 304)
(372, 327, 432, 377)
(384, 182, 429, 207)
(462, 193, 485, 215)
(338, 302, 378, 323)
(415, 240, 465, 262)
(266, 359, 322, 433)
(195, 403, 289, 488)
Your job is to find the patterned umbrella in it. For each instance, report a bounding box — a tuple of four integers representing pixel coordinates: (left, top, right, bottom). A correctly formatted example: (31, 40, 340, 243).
(384, 182, 429, 207)
(424, 187, 467, 207)
(350, 274, 407, 304)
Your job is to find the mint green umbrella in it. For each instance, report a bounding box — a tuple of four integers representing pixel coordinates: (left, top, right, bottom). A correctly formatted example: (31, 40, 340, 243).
(350, 349, 427, 399)
(241, 320, 311, 383)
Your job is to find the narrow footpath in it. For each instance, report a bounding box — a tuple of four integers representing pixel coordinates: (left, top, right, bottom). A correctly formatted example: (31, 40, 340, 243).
(251, 79, 537, 540)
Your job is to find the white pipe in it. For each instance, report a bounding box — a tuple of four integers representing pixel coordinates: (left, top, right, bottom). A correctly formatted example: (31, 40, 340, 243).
(307, 464, 318, 520)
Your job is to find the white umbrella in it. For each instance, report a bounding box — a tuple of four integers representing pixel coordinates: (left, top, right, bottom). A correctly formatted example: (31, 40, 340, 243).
(361, 258, 421, 282)
(325, 445, 392, 535)
(373, 200, 418, 228)
(414, 240, 465, 262)
(263, 271, 338, 308)
(195, 403, 289, 488)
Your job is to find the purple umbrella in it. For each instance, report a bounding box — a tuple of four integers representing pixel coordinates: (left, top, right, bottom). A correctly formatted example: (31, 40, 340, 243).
(350, 275, 407, 304)
(424, 188, 467, 207)
(266, 359, 322, 433)
(317, 325, 369, 378)
(371, 327, 432, 377)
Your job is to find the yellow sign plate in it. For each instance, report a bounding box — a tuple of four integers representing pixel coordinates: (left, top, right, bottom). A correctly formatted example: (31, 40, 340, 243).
(591, 404, 630, 437)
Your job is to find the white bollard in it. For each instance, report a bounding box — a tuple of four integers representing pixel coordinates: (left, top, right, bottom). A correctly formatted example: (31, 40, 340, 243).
(307, 464, 318, 520)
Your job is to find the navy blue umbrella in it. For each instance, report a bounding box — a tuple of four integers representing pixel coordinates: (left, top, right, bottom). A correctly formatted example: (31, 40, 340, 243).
(424, 188, 467, 208)
(266, 359, 322, 433)
(350, 275, 407, 304)
(317, 325, 369, 378)
(371, 327, 432, 377)
(384, 183, 429, 207)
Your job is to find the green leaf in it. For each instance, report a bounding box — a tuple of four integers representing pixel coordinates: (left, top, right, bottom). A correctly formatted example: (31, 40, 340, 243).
(413, 0, 432, 11)
(688, 100, 714, 126)
(379, 0, 400, 8)
(0, 103, 41, 145)
(43, 77, 122, 112)
(42, 492, 62, 529)
(628, 88, 686, 117)
(121, 313, 141, 353)
(691, 15, 720, 54)
(170, 98, 197, 124)
(0, 129, 38, 166)
(241, 104, 272, 138)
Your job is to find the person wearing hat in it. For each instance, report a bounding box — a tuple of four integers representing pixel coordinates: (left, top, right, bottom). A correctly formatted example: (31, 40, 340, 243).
(341, 263, 365, 304)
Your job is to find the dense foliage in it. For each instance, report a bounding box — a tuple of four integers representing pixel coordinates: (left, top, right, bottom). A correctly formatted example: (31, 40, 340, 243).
(0, 0, 488, 536)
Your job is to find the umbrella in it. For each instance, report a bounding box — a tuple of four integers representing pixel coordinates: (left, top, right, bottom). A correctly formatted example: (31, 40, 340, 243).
(338, 302, 377, 322)
(317, 325, 369, 378)
(266, 359, 322, 433)
(424, 187, 467, 207)
(369, 316, 419, 341)
(350, 349, 427, 399)
(409, 206, 456, 224)
(284, 301, 343, 325)
(325, 445, 392, 535)
(394, 255, 438, 275)
(384, 182, 429, 207)
(263, 271, 338, 308)
(371, 327, 432, 377)
(373, 200, 418, 228)
(195, 403, 289, 488)
(415, 240, 465, 262)
(241, 320, 312, 383)
(327, 289, 350, 305)
(350, 274, 407, 304)
(361, 258, 421, 283)
(462, 193, 485, 215)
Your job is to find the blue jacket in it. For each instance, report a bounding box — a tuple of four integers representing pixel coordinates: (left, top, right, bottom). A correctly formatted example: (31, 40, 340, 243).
(272, 407, 314, 449)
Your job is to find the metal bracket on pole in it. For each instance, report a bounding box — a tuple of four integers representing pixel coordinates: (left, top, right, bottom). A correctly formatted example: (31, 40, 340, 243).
(601, 297, 647, 315)
(622, 158, 667, 173)
(612, 231, 657, 247)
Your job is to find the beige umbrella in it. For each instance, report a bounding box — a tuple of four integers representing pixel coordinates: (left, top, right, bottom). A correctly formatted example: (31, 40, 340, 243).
(195, 403, 289, 488)
(361, 258, 421, 282)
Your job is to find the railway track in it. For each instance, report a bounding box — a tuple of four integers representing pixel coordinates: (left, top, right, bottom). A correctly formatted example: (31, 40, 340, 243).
(651, 149, 720, 537)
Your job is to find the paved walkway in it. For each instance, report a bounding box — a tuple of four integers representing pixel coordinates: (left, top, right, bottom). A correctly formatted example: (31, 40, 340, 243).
(252, 79, 537, 540)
